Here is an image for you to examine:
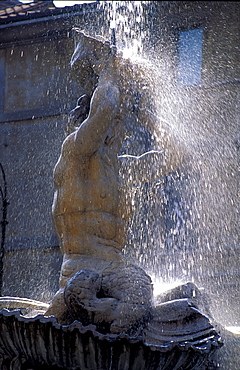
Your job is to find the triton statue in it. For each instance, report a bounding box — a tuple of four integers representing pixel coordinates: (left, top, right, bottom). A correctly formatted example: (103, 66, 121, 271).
(44, 31, 219, 345)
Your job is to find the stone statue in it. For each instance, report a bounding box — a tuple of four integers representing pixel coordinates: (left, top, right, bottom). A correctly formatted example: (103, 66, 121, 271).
(45, 31, 184, 334)
(43, 31, 222, 353)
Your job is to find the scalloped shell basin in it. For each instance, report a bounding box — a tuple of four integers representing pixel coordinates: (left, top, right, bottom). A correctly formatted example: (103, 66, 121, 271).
(0, 298, 222, 370)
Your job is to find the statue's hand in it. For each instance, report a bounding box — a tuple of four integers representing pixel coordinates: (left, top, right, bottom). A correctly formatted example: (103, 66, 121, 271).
(93, 43, 119, 83)
(68, 94, 91, 127)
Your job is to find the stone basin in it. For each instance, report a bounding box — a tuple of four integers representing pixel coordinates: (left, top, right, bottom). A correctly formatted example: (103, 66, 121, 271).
(0, 306, 222, 370)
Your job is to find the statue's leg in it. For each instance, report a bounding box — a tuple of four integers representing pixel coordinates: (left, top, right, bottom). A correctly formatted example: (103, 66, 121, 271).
(48, 259, 153, 333)
(155, 281, 212, 318)
(100, 261, 153, 335)
(63, 261, 153, 335)
(45, 255, 117, 324)
(64, 269, 119, 331)
(45, 257, 85, 322)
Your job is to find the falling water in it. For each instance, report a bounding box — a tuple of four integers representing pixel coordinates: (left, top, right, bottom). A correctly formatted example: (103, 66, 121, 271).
(98, 1, 148, 57)
(85, 1, 240, 328)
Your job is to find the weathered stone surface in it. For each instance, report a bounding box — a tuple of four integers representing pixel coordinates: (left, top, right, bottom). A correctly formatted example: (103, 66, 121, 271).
(0, 308, 222, 370)
(64, 261, 153, 335)
(155, 281, 213, 319)
(144, 298, 217, 345)
(46, 31, 184, 332)
(0, 296, 49, 313)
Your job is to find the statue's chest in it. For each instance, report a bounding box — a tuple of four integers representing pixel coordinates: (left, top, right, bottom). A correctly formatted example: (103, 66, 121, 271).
(88, 148, 118, 181)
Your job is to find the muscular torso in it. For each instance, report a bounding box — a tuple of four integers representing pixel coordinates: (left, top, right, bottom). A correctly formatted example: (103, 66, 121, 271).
(52, 131, 130, 258)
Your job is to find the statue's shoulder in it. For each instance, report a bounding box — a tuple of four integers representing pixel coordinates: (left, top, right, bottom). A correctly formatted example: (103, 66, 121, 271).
(60, 132, 77, 158)
(93, 82, 119, 108)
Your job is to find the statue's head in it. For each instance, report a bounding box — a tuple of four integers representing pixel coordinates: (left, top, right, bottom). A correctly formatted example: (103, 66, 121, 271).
(70, 30, 157, 139)
(70, 30, 116, 94)
(71, 29, 109, 67)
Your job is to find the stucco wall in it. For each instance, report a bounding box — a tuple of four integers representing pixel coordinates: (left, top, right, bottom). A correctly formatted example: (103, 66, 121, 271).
(0, 30, 82, 301)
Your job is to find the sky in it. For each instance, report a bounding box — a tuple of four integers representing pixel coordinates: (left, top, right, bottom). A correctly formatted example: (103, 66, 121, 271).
(19, 1, 96, 7)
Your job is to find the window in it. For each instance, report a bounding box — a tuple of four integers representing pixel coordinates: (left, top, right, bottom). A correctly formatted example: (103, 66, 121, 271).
(178, 28, 203, 86)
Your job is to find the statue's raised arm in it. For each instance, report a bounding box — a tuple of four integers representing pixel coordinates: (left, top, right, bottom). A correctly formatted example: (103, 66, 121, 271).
(73, 49, 120, 156)
(62, 37, 120, 158)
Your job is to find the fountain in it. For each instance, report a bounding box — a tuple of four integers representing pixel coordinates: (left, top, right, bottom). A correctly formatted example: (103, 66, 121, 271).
(0, 27, 225, 369)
